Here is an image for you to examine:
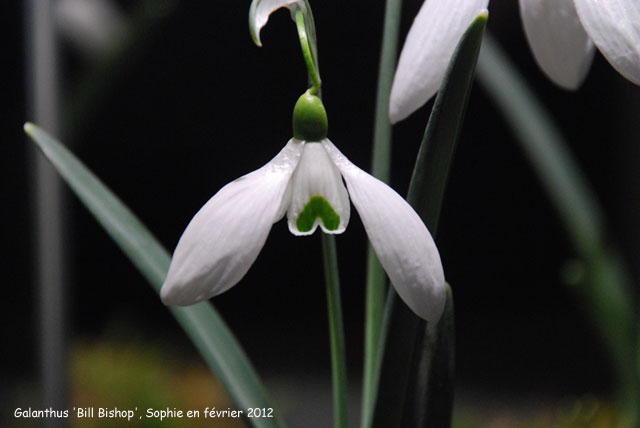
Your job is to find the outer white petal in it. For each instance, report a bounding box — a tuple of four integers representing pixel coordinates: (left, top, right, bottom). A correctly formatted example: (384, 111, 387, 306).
(390, 0, 489, 123)
(249, 0, 305, 46)
(287, 142, 350, 235)
(574, 0, 640, 85)
(161, 140, 303, 306)
(322, 140, 445, 323)
(519, 0, 595, 89)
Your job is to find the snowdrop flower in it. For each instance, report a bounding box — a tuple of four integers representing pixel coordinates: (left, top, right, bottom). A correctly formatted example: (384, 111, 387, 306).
(390, 0, 488, 123)
(249, 0, 306, 46)
(391, 0, 640, 122)
(520, 0, 640, 89)
(161, 92, 446, 323)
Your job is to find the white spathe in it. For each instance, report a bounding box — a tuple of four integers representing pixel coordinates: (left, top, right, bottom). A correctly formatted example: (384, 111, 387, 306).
(161, 139, 446, 323)
(250, 0, 305, 46)
(389, 0, 489, 123)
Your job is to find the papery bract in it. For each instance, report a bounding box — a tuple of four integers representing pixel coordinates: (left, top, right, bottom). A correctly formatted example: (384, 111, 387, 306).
(249, 0, 306, 46)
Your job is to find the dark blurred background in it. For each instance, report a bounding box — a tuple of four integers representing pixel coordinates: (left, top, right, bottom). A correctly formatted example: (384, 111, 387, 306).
(3, 0, 639, 426)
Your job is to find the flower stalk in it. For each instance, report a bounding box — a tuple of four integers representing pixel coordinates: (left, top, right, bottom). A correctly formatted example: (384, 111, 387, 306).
(322, 233, 349, 428)
(295, 9, 321, 94)
(294, 10, 347, 426)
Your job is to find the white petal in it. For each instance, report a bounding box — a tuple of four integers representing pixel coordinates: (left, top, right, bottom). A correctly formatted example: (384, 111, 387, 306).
(287, 142, 350, 235)
(574, 0, 640, 85)
(519, 0, 595, 89)
(322, 140, 445, 322)
(249, 0, 305, 46)
(161, 140, 303, 306)
(390, 0, 489, 123)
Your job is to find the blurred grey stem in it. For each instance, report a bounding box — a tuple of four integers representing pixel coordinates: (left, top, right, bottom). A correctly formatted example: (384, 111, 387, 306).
(25, 0, 68, 425)
(477, 34, 638, 426)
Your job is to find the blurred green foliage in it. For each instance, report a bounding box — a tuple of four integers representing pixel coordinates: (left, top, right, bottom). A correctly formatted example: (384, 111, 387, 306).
(6, 335, 623, 428)
(69, 339, 245, 427)
(454, 395, 619, 428)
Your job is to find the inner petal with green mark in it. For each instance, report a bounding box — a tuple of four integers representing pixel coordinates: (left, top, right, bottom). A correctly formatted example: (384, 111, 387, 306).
(296, 195, 341, 232)
(286, 141, 350, 236)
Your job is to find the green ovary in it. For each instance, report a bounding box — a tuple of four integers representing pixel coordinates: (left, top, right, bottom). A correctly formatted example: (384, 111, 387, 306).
(296, 195, 340, 232)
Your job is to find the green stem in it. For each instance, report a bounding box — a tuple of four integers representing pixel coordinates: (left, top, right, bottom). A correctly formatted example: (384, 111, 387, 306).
(362, 0, 403, 424)
(322, 234, 349, 428)
(301, 0, 320, 77)
(295, 9, 321, 94)
(477, 34, 639, 427)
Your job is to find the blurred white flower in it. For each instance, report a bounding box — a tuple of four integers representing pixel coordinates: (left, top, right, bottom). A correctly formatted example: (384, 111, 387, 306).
(520, 0, 640, 89)
(391, 0, 640, 122)
(161, 93, 446, 323)
(390, 0, 488, 123)
(55, 0, 125, 56)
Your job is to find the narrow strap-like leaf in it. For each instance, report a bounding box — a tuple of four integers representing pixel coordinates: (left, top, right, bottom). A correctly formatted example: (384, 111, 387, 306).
(369, 12, 487, 428)
(402, 285, 455, 427)
(361, 0, 404, 424)
(24, 123, 287, 428)
(476, 35, 639, 425)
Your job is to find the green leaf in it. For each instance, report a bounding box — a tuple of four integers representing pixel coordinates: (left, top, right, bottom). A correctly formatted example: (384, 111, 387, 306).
(369, 12, 487, 428)
(407, 11, 488, 229)
(476, 34, 639, 426)
(361, 0, 404, 423)
(402, 285, 455, 428)
(24, 123, 287, 428)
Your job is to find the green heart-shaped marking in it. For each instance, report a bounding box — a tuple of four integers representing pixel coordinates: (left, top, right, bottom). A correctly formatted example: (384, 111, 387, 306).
(296, 195, 340, 232)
